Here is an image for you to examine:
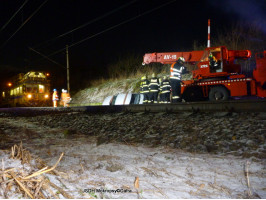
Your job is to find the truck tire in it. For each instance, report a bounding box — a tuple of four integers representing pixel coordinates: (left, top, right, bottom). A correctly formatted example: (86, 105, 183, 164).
(209, 86, 229, 101)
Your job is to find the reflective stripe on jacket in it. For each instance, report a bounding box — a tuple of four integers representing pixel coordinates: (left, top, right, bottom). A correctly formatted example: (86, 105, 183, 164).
(52, 92, 59, 101)
(160, 80, 171, 93)
(61, 93, 71, 103)
(149, 77, 159, 92)
(170, 62, 185, 80)
(140, 79, 150, 93)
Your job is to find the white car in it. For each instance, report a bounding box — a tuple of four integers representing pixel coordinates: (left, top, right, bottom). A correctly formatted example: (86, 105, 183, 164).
(102, 93, 143, 105)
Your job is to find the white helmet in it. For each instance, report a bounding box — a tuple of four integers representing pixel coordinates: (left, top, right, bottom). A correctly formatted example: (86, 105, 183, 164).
(178, 57, 185, 63)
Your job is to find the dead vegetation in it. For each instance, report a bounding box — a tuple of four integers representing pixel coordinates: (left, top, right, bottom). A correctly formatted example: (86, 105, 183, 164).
(0, 115, 264, 199)
(0, 142, 73, 199)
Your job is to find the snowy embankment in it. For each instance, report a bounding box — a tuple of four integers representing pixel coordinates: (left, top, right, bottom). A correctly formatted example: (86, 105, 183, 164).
(71, 78, 140, 105)
(70, 73, 192, 105)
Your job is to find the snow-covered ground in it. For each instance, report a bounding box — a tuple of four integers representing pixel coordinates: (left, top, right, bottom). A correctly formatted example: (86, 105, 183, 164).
(0, 117, 265, 199)
(46, 143, 266, 199)
(1, 142, 265, 199)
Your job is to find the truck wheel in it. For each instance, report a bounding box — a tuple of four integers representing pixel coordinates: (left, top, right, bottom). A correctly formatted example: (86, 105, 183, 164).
(209, 86, 229, 101)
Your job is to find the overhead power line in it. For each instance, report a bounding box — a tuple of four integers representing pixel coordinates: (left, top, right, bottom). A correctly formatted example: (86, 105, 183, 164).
(33, 0, 138, 48)
(0, 0, 29, 32)
(43, 0, 177, 58)
(29, 47, 65, 68)
(0, 0, 49, 49)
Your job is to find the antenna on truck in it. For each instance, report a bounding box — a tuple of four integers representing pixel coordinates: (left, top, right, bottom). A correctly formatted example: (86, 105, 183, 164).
(207, 19, 211, 47)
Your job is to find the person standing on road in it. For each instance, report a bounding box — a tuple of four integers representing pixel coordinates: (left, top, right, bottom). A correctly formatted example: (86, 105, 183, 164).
(169, 57, 186, 103)
(160, 76, 171, 103)
(140, 75, 150, 104)
(61, 89, 71, 107)
(148, 73, 160, 103)
(52, 89, 59, 107)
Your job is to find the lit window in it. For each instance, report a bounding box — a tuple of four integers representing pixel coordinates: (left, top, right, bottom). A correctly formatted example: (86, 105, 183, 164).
(16, 87, 19, 95)
(2, 92, 5, 98)
(39, 85, 44, 93)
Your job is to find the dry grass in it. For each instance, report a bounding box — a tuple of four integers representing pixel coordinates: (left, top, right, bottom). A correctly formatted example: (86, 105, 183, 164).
(0, 143, 72, 199)
(89, 64, 169, 89)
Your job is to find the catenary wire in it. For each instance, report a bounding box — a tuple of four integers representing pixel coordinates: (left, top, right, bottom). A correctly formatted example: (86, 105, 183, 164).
(0, 0, 30, 32)
(33, 0, 139, 49)
(29, 47, 65, 68)
(41, 0, 176, 59)
(0, 0, 49, 49)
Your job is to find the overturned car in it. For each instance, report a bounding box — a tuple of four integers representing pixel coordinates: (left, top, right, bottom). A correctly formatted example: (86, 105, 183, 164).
(102, 93, 143, 105)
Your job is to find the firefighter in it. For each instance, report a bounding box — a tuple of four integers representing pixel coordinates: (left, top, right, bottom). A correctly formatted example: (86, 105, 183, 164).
(169, 57, 186, 103)
(148, 73, 160, 103)
(160, 76, 171, 103)
(61, 89, 71, 107)
(209, 52, 219, 69)
(52, 89, 59, 107)
(140, 75, 150, 104)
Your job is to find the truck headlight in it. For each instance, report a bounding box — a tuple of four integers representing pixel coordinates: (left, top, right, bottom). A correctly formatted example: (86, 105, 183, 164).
(44, 94, 49, 98)
(27, 94, 32, 99)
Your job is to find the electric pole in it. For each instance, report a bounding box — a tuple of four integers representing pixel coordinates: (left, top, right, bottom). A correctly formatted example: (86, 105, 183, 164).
(66, 45, 70, 92)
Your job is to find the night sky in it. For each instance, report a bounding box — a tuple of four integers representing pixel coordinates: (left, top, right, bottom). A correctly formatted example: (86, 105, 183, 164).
(0, 0, 265, 91)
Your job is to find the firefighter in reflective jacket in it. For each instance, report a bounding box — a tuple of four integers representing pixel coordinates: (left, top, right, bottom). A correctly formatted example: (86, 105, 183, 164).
(160, 76, 171, 103)
(169, 57, 186, 103)
(52, 89, 59, 107)
(140, 75, 150, 104)
(148, 73, 160, 103)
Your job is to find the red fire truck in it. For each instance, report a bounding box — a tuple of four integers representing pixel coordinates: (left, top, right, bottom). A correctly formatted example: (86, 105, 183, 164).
(143, 46, 266, 101)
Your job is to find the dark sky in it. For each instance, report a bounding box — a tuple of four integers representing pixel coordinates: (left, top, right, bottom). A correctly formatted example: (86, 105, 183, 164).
(0, 0, 265, 90)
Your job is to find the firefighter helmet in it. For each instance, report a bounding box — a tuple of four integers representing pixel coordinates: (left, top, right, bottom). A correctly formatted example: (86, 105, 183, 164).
(178, 57, 185, 64)
(152, 73, 156, 78)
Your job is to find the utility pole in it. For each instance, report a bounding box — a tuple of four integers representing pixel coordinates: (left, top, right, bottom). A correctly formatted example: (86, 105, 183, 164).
(66, 45, 70, 92)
